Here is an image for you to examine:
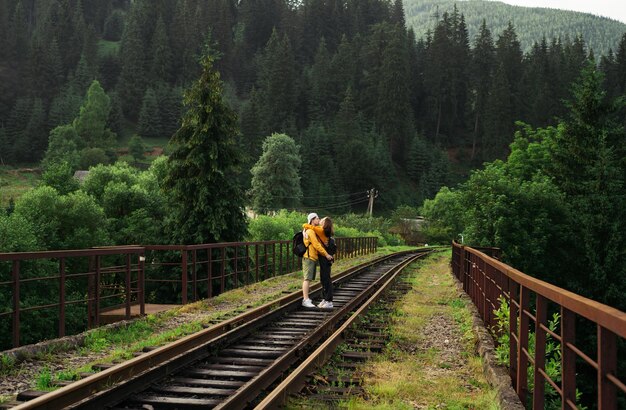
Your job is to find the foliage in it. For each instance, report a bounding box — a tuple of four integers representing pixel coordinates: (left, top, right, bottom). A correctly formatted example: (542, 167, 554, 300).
(42, 125, 81, 170)
(420, 187, 464, 244)
(250, 133, 302, 213)
(163, 51, 248, 244)
(128, 135, 145, 160)
(40, 162, 80, 195)
(73, 80, 116, 149)
(79, 148, 110, 169)
(246, 210, 306, 241)
(492, 297, 586, 409)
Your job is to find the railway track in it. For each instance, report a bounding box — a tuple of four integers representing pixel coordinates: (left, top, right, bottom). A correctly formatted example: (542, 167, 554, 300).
(12, 250, 431, 410)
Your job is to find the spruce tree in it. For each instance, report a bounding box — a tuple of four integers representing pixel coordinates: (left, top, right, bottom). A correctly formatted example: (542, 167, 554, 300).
(137, 87, 161, 138)
(483, 63, 513, 161)
(308, 38, 336, 123)
(149, 16, 173, 83)
(470, 20, 495, 160)
(163, 52, 247, 244)
(73, 80, 116, 149)
(117, 4, 147, 120)
(16, 99, 47, 163)
(257, 29, 298, 136)
(546, 62, 626, 310)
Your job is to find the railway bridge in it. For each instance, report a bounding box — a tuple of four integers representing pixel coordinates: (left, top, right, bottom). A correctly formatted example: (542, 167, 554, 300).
(0, 239, 624, 409)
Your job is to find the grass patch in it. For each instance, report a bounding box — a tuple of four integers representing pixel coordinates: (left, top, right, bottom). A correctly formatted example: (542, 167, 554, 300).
(98, 39, 119, 56)
(338, 251, 500, 409)
(0, 166, 40, 207)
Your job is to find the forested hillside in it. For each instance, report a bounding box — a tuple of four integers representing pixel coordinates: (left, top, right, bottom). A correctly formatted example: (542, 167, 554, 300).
(404, 0, 626, 55)
(1, 0, 625, 214)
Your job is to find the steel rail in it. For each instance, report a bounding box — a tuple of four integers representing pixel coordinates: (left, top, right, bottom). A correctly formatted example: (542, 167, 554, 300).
(10, 250, 421, 410)
(215, 251, 431, 410)
(254, 251, 429, 409)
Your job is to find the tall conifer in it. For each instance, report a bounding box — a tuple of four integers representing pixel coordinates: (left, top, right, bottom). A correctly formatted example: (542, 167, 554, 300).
(163, 52, 247, 244)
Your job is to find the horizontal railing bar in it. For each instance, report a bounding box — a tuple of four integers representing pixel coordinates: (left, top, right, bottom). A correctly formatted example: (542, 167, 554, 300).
(606, 373, 626, 393)
(538, 367, 562, 395)
(564, 342, 598, 370)
(0, 247, 144, 260)
(463, 246, 626, 338)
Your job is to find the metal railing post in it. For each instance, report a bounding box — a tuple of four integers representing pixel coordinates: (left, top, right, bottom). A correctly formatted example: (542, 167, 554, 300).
(59, 258, 66, 338)
(125, 254, 131, 319)
(12, 260, 20, 348)
(181, 249, 188, 304)
(598, 326, 617, 410)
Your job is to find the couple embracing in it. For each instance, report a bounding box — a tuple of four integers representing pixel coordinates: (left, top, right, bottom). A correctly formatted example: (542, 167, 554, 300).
(301, 212, 335, 309)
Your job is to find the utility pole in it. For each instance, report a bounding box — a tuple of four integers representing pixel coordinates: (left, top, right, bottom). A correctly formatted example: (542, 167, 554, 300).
(366, 188, 378, 217)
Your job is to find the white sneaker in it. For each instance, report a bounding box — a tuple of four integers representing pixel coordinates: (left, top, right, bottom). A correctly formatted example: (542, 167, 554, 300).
(302, 298, 315, 308)
(318, 300, 334, 309)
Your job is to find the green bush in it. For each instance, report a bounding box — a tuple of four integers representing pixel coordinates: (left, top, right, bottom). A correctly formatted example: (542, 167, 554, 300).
(492, 297, 586, 409)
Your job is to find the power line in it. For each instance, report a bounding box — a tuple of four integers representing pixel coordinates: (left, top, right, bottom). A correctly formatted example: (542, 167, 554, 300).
(299, 197, 370, 211)
(270, 191, 369, 200)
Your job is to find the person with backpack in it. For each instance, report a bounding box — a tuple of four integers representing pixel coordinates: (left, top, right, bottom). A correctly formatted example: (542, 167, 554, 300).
(303, 216, 336, 308)
(301, 213, 333, 308)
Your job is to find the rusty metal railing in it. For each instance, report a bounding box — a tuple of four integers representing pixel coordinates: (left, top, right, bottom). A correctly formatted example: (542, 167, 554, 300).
(0, 247, 145, 349)
(452, 241, 626, 409)
(142, 237, 377, 304)
(0, 237, 376, 349)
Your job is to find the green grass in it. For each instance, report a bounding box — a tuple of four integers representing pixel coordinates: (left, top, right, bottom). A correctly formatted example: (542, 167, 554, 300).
(327, 252, 500, 409)
(0, 166, 40, 207)
(97, 39, 119, 57)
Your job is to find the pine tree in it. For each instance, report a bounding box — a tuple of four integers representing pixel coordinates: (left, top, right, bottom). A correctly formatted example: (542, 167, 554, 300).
(138, 87, 161, 138)
(494, 22, 523, 120)
(163, 52, 248, 244)
(0, 126, 10, 165)
(308, 38, 336, 123)
(117, 4, 147, 120)
(406, 135, 429, 183)
(373, 23, 413, 164)
(149, 16, 173, 83)
(73, 80, 116, 149)
(546, 62, 626, 309)
(257, 29, 298, 136)
(106, 91, 124, 137)
(5, 97, 32, 164)
(16, 98, 47, 162)
(470, 20, 495, 160)
(483, 63, 513, 161)
(615, 33, 626, 95)
(48, 85, 83, 131)
(8, 1, 29, 65)
(155, 85, 182, 138)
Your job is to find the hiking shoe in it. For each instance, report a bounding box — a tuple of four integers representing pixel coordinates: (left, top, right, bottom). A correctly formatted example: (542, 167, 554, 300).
(302, 298, 315, 308)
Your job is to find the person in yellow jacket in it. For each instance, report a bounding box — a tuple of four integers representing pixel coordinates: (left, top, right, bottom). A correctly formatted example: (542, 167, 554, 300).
(301, 213, 333, 308)
(303, 216, 335, 308)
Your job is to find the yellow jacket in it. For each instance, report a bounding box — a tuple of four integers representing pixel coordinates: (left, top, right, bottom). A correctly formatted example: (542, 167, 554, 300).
(302, 223, 329, 261)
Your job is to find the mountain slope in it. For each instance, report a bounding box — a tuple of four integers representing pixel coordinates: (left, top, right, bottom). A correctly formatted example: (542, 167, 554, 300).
(404, 0, 626, 55)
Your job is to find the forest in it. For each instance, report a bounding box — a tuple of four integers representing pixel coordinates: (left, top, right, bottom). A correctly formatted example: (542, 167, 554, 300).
(404, 0, 626, 55)
(1, 0, 626, 211)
